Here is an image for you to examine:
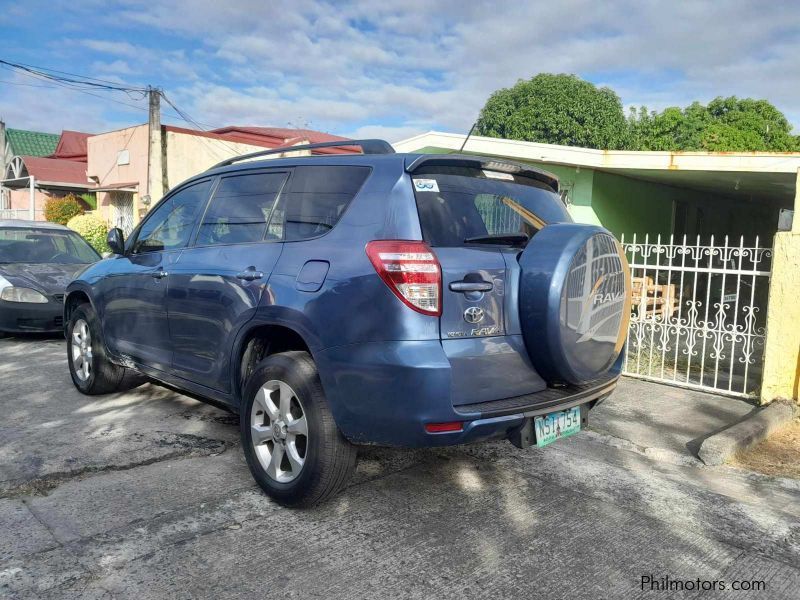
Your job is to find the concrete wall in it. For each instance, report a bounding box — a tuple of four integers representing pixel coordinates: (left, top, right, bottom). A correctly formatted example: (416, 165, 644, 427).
(87, 125, 149, 224)
(760, 170, 800, 404)
(85, 126, 268, 226)
(4, 187, 70, 220)
(761, 231, 800, 403)
(163, 130, 267, 191)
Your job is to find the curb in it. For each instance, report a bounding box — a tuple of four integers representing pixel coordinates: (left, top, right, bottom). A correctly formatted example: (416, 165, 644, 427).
(697, 400, 798, 466)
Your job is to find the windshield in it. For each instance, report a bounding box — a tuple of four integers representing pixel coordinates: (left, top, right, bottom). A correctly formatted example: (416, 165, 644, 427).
(0, 227, 100, 264)
(411, 166, 571, 247)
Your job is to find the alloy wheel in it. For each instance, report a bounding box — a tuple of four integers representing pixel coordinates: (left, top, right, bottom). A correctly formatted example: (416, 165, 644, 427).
(251, 380, 308, 483)
(71, 318, 92, 382)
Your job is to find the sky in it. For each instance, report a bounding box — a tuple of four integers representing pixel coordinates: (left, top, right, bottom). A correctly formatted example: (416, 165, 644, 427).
(1, 0, 799, 142)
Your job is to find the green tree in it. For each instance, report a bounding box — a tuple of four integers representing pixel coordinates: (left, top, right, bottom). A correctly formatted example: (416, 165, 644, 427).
(627, 97, 800, 151)
(476, 74, 629, 149)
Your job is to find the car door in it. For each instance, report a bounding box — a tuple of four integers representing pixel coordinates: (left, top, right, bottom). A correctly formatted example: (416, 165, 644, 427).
(99, 179, 211, 371)
(166, 169, 289, 392)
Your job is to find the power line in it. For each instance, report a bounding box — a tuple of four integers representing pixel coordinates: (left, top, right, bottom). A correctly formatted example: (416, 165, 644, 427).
(1, 58, 248, 158)
(1, 59, 145, 88)
(159, 91, 243, 156)
(0, 78, 61, 89)
(0, 58, 147, 93)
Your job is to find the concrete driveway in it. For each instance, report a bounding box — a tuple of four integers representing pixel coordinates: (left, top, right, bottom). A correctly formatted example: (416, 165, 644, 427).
(1, 336, 798, 599)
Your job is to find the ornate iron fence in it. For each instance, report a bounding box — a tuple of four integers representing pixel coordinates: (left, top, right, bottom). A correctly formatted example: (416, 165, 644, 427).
(620, 234, 772, 398)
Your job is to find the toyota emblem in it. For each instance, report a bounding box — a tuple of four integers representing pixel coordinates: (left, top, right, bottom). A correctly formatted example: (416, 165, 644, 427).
(464, 306, 485, 324)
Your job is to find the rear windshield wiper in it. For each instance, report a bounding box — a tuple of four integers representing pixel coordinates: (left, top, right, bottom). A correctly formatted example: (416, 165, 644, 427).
(464, 233, 530, 245)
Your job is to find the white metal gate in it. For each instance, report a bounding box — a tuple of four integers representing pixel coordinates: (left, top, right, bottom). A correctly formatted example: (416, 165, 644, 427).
(110, 192, 135, 235)
(620, 234, 772, 398)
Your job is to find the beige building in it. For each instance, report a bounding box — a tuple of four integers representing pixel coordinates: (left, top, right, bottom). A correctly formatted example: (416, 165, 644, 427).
(88, 125, 329, 233)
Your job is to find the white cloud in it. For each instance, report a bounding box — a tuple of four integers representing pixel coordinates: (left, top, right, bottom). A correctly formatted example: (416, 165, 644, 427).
(80, 39, 141, 58)
(4, 1, 800, 137)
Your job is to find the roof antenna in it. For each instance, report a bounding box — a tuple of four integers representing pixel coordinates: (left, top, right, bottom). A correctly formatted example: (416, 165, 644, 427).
(452, 121, 477, 154)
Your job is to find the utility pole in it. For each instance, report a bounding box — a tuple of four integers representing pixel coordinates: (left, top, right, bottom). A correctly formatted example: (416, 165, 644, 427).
(0, 119, 6, 211)
(0, 119, 6, 181)
(146, 86, 164, 211)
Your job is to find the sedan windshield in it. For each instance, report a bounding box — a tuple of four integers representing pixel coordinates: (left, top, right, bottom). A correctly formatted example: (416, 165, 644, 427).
(0, 227, 100, 264)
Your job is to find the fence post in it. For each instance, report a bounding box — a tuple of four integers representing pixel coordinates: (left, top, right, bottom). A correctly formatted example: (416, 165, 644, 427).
(760, 168, 800, 405)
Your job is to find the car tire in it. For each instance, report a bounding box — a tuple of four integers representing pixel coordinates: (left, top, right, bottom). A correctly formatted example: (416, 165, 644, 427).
(67, 303, 139, 395)
(240, 351, 357, 507)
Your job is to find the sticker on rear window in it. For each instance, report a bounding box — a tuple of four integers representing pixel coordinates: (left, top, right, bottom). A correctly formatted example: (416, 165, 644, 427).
(482, 170, 515, 181)
(413, 178, 439, 193)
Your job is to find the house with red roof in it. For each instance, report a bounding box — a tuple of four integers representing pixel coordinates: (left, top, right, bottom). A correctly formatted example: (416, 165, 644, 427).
(1, 125, 93, 220)
(1, 121, 354, 227)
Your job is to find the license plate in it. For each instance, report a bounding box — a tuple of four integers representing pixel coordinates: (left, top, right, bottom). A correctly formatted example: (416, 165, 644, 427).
(534, 407, 581, 448)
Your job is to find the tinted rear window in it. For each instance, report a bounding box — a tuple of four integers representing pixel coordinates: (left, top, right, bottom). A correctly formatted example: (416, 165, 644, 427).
(411, 166, 570, 247)
(274, 165, 371, 241)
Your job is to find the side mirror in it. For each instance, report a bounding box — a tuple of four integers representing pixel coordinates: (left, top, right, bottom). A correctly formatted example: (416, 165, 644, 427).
(107, 228, 125, 255)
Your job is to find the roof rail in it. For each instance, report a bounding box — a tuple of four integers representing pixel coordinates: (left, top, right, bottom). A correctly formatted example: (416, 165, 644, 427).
(207, 138, 395, 171)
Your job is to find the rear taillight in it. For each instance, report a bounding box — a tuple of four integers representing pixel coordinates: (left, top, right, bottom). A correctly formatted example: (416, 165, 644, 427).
(366, 240, 441, 316)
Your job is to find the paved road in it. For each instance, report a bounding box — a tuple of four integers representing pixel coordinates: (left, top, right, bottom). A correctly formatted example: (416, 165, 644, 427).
(1, 336, 798, 599)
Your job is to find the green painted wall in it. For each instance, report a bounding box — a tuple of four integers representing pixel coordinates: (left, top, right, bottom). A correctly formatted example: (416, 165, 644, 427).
(590, 171, 675, 239)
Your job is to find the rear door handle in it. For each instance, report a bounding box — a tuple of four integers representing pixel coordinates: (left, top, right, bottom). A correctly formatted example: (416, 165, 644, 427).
(152, 270, 169, 279)
(236, 269, 264, 281)
(449, 280, 493, 293)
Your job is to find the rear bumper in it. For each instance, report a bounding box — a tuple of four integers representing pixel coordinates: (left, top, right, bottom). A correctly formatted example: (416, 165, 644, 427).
(0, 299, 63, 333)
(315, 340, 619, 447)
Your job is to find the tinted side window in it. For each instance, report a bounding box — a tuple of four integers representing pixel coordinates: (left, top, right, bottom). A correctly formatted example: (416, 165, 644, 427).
(133, 180, 210, 253)
(278, 166, 370, 241)
(195, 172, 288, 246)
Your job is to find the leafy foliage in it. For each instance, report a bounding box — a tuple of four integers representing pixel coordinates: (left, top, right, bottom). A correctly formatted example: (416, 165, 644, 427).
(79, 192, 98, 211)
(476, 74, 800, 151)
(67, 213, 110, 254)
(43, 194, 84, 225)
(476, 74, 630, 149)
(628, 97, 800, 151)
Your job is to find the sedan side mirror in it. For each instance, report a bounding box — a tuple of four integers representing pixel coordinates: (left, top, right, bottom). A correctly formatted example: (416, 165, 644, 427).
(107, 228, 125, 255)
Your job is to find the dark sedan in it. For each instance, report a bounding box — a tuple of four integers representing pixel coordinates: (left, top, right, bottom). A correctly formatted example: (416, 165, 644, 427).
(0, 220, 100, 334)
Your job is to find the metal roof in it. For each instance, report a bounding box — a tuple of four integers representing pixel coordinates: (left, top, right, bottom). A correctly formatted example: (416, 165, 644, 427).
(5, 128, 59, 157)
(13, 156, 89, 188)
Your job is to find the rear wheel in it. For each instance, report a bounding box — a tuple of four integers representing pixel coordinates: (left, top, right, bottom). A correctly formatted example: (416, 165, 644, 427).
(241, 351, 357, 507)
(67, 303, 141, 394)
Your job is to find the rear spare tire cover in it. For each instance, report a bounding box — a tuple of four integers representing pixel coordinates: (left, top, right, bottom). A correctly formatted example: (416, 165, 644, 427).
(518, 224, 630, 384)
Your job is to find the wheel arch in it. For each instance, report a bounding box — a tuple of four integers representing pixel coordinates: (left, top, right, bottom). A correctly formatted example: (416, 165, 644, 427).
(63, 285, 95, 336)
(232, 320, 317, 409)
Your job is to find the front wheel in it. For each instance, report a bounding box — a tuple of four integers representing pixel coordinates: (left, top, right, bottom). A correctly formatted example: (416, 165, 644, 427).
(240, 351, 357, 507)
(67, 303, 137, 394)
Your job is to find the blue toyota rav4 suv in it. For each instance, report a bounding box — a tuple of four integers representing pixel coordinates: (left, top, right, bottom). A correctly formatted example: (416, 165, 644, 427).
(64, 139, 630, 507)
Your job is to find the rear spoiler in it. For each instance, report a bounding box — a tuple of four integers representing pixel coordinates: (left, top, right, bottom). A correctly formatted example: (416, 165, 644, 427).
(404, 154, 559, 192)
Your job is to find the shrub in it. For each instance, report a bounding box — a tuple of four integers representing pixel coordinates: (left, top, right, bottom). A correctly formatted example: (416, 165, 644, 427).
(79, 192, 97, 211)
(67, 213, 110, 254)
(44, 194, 84, 225)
